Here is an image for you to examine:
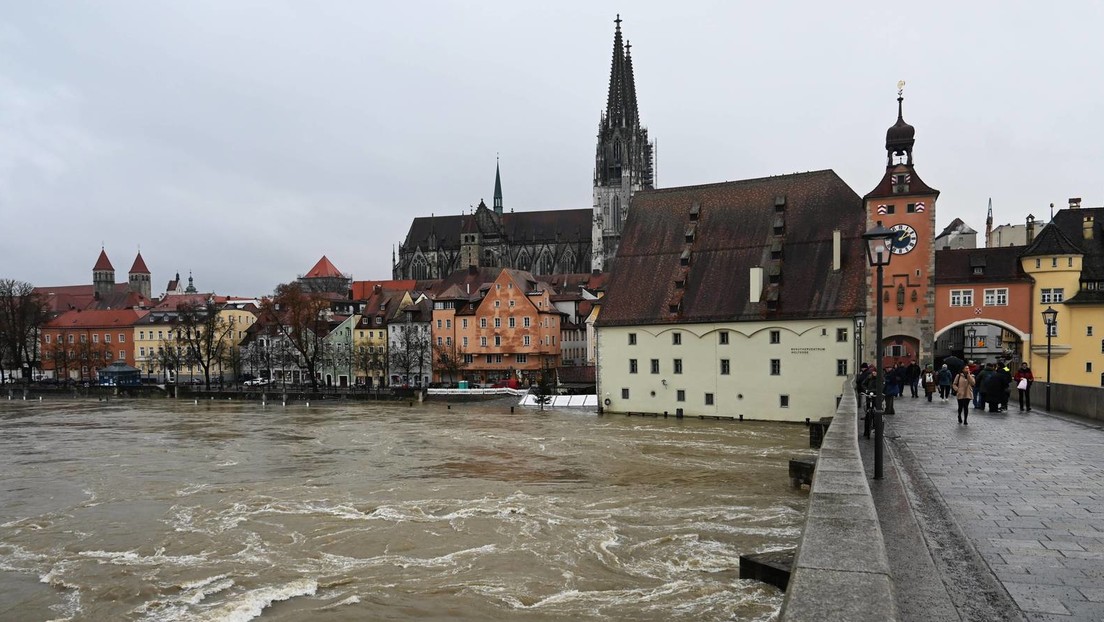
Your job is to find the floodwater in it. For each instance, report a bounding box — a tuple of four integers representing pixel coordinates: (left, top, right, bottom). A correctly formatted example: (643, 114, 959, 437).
(0, 397, 812, 621)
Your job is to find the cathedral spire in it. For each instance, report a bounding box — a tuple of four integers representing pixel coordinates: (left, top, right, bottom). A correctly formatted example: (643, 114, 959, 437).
(493, 156, 503, 215)
(605, 14, 630, 129)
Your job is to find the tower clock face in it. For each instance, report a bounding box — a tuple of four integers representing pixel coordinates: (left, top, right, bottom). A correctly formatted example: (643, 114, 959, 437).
(889, 224, 918, 254)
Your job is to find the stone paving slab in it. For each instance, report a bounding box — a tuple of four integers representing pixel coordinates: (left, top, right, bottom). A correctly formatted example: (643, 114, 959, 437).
(881, 395, 1104, 621)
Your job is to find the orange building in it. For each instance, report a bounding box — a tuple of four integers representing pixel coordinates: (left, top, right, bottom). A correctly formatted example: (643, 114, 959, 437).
(432, 268, 561, 385)
(41, 309, 149, 381)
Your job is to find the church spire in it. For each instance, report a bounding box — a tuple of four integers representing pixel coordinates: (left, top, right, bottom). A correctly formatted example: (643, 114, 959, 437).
(493, 156, 503, 215)
(604, 14, 633, 130)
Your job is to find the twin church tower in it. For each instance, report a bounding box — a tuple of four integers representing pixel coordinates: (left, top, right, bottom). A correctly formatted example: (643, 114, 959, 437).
(393, 15, 653, 280)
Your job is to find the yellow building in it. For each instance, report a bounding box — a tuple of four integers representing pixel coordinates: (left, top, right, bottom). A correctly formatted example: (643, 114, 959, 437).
(1020, 206, 1104, 414)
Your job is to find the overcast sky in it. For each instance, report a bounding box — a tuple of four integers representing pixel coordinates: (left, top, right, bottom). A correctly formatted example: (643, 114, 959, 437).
(2, 1, 1102, 296)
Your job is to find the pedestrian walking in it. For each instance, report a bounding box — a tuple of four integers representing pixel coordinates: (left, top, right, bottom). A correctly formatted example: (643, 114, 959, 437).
(922, 364, 936, 401)
(997, 362, 1013, 411)
(936, 364, 953, 401)
(982, 363, 1004, 413)
(1014, 362, 1035, 411)
(973, 362, 990, 410)
(906, 360, 922, 398)
(952, 367, 975, 424)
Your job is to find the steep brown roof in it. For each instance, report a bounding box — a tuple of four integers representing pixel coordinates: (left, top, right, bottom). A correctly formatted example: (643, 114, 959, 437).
(598, 170, 866, 326)
(934, 246, 1030, 284)
(864, 165, 939, 200)
(304, 256, 344, 278)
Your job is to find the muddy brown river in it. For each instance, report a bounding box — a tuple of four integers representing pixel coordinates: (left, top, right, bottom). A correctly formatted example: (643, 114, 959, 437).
(0, 397, 811, 621)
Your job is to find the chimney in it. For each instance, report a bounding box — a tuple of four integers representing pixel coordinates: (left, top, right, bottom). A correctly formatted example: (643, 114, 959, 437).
(749, 267, 764, 303)
(1026, 214, 1036, 245)
(1084, 215, 1094, 240)
(1070, 197, 1082, 209)
(831, 229, 842, 271)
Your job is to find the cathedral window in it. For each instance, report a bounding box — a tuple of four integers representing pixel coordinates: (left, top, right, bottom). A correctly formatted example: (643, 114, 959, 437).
(613, 140, 622, 163)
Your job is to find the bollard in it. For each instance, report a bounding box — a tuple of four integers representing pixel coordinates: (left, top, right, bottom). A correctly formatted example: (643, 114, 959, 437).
(510, 406, 514, 413)
(739, 414, 743, 421)
(447, 405, 451, 409)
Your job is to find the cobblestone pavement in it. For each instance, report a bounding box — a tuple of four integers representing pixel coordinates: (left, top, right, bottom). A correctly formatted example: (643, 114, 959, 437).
(880, 394, 1104, 621)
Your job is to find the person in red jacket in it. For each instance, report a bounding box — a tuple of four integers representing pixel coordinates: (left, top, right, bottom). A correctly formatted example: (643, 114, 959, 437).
(1014, 362, 1035, 411)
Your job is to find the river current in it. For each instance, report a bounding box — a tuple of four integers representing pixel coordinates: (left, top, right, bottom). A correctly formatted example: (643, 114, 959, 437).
(0, 397, 811, 621)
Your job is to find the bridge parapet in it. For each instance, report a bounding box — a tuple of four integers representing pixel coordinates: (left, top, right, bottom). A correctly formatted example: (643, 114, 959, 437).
(779, 383, 896, 622)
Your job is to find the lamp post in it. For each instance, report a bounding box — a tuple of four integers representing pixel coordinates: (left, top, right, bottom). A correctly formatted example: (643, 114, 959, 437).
(966, 326, 976, 362)
(863, 221, 894, 480)
(854, 313, 866, 383)
(1042, 306, 1058, 411)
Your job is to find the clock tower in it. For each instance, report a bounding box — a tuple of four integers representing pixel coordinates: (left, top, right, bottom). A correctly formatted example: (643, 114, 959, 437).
(864, 85, 939, 369)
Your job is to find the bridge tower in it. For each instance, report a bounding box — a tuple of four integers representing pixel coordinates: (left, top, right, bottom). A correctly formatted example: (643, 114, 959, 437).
(863, 83, 940, 369)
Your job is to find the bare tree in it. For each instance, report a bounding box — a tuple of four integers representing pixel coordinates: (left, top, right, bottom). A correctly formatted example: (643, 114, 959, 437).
(155, 340, 185, 385)
(0, 279, 49, 384)
(352, 343, 385, 387)
(389, 322, 430, 386)
(432, 340, 466, 385)
(175, 299, 233, 388)
(75, 337, 108, 383)
(43, 335, 75, 382)
(262, 283, 331, 390)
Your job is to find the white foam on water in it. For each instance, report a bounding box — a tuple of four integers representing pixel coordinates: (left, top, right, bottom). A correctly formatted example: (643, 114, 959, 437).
(0, 542, 47, 572)
(199, 577, 317, 622)
(316, 594, 361, 611)
(175, 483, 209, 497)
(39, 561, 82, 621)
(78, 548, 209, 567)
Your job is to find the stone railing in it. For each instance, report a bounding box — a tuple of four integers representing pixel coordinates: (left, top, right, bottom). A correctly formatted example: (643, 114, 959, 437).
(779, 383, 896, 621)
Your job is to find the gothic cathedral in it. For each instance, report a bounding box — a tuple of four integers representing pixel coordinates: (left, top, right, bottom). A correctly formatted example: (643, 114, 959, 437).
(393, 16, 653, 280)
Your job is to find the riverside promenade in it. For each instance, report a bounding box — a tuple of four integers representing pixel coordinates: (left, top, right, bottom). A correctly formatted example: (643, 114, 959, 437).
(866, 394, 1104, 621)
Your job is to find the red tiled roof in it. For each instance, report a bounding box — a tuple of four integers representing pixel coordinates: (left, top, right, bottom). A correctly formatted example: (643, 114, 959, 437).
(93, 249, 114, 271)
(598, 170, 866, 326)
(304, 256, 343, 278)
(129, 252, 150, 274)
(47, 308, 149, 329)
(350, 280, 419, 300)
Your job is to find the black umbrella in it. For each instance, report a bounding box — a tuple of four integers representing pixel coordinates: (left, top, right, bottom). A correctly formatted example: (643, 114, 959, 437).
(943, 355, 964, 375)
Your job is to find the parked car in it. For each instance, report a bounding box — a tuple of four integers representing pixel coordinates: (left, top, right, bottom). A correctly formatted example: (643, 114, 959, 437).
(243, 378, 270, 387)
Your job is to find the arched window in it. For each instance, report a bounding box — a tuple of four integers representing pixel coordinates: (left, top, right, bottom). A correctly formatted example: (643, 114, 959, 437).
(613, 140, 622, 163)
(558, 250, 576, 274)
(612, 196, 622, 232)
(538, 249, 555, 275)
(517, 249, 531, 271)
(412, 256, 429, 280)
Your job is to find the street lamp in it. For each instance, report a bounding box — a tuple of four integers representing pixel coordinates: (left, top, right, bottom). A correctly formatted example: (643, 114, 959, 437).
(966, 326, 976, 362)
(1042, 306, 1058, 411)
(863, 220, 894, 480)
(854, 313, 866, 385)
